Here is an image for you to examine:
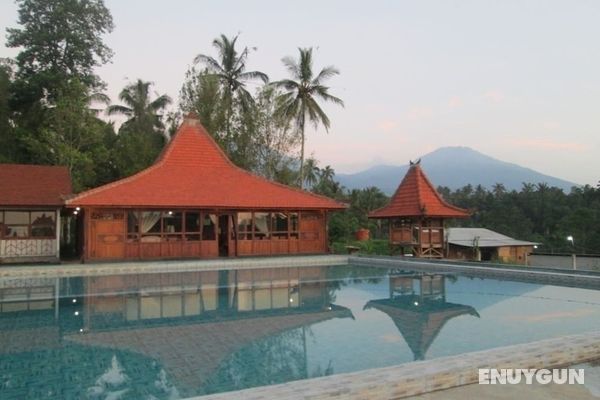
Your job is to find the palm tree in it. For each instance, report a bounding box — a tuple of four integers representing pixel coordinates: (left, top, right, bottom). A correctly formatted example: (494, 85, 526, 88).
(270, 48, 344, 188)
(107, 79, 172, 135)
(194, 34, 268, 137)
(108, 80, 172, 177)
(303, 157, 320, 188)
(319, 165, 336, 182)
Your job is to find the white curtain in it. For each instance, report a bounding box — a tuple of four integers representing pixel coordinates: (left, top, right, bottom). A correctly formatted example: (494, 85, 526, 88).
(141, 212, 161, 233)
(209, 214, 217, 226)
(254, 214, 269, 234)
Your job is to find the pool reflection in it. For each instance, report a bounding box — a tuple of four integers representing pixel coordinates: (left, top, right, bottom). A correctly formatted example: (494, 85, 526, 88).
(0, 267, 353, 398)
(364, 272, 479, 360)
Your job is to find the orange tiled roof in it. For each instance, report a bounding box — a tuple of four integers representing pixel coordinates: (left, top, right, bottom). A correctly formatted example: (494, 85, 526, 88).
(67, 116, 345, 210)
(368, 163, 469, 218)
(0, 164, 72, 207)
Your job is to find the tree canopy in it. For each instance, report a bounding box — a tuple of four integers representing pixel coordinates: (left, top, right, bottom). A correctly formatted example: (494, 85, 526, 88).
(7, 0, 113, 101)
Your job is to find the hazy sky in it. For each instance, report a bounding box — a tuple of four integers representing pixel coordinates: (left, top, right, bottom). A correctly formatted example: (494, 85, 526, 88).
(1, 0, 599, 185)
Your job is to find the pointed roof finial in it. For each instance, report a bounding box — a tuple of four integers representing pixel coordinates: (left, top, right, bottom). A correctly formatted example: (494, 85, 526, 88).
(183, 112, 200, 126)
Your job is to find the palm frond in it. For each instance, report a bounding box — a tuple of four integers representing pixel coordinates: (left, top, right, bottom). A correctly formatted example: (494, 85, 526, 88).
(88, 92, 110, 105)
(240, 70, 269, 83)
(313, 85, 344, 106)
(305, 97, 331, 131)
(269, 79, 300, 91)
(149, 94, 172, 112)
(281, 55, 300, 78)
(299, 48, 313, 82)
(107, 104, 132, 116)
(313, 66, 340, 85)
(194, 54, 225, 74)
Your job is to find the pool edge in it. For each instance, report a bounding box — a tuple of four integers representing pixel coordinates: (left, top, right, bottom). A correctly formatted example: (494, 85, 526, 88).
(188, 330, 600, 400)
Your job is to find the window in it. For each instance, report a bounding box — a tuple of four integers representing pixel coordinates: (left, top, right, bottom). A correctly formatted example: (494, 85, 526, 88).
(254, 212, 270, 240)
(237, 212, 253, 240)
(185, 211, 201, 241)
(2, 211, 56, 239)
(271, 213, 289, 239)
(289, 212, 299, 239)
(202, 214, 216, 241)
(30, 212, 56, 237)
(5, 211, 29, 238)
(163, 211, 182, 241)
(140, 211, 161, 242)
(127, 211, 140, 242)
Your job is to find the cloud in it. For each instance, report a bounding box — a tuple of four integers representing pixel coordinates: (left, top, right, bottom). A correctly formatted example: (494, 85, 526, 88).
(406, 106, 433, 120)
(377, 119, 399, 133)
(507, 137, 587, 152)
(483, 90, 505, 103)
(448, 96, 463, 109)
(541, 121, 561, 131)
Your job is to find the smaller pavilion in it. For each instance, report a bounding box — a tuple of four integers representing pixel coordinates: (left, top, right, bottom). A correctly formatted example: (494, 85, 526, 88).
(0, 164, 72, 263)
(368, 161, 469, 258)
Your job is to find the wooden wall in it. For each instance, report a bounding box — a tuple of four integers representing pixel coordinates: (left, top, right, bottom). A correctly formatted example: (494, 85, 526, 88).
(84, 208, 328, 262)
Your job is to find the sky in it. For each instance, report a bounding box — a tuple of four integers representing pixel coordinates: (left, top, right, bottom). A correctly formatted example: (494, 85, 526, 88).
(1, 0, 599, 185)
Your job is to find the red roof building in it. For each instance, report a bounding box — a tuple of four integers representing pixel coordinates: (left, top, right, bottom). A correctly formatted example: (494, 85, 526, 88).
(369, 162, 469, 258)
(0, 164, 72, 207)
(0, 164, 72, 263)
(68, 115, 345, 261)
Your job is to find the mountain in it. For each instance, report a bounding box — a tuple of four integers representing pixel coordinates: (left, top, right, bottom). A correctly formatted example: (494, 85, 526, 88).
(336, 146, 577, 194)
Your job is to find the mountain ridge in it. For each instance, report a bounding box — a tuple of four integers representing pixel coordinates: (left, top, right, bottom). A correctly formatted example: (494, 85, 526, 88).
(335, 146, 577, 194)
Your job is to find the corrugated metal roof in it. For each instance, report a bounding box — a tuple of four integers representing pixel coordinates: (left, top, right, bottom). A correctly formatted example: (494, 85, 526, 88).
(447, 228, 539, 248)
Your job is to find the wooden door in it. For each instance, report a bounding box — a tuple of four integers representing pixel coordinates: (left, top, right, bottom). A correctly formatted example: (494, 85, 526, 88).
(299, 212, 325, 253)
(90, 212, 125, 259)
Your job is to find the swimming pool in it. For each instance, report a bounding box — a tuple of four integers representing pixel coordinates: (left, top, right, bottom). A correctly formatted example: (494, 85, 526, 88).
(1, 263, 600, 399)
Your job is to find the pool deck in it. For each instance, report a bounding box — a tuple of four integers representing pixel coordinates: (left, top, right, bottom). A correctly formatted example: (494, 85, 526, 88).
(353, 255, 600, 290)
(0, 254, 349, 278)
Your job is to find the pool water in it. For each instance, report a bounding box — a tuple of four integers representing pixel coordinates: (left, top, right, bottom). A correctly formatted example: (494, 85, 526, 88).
(1, 264, 600, 399)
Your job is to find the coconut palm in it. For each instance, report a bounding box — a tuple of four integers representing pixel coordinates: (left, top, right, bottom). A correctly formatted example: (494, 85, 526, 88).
(194, 34, 268, 137)
(270, 48, 344, 188)
(303, 157, 320, 188)
(108, 80, 172, 177)
(107, 79, 172, 135)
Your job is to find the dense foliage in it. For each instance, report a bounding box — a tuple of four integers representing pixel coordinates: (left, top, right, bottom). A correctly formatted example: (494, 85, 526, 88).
(439, 183, 600, 254)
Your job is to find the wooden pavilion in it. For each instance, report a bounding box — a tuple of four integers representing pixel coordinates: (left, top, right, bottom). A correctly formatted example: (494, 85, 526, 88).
(66, 115, 346, 262)
(368, 161, 469, 258)
(0, 164, 72, 263)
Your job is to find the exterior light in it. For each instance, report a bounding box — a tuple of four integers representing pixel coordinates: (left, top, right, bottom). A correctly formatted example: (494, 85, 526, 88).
(75, 207, 80, 211)
(72, 299, 77, 303)
(73, 210, 78, 215)
(289, 298, 294, 303)
(413, 301, 419, 306)
(567, 235, 574, 242)
(327, 306, 332, 311)
(79, 328, 84, 333)
(168, 211, 173, 215)
(74, 311, 79, 316)
(533, 245, 538, 249)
